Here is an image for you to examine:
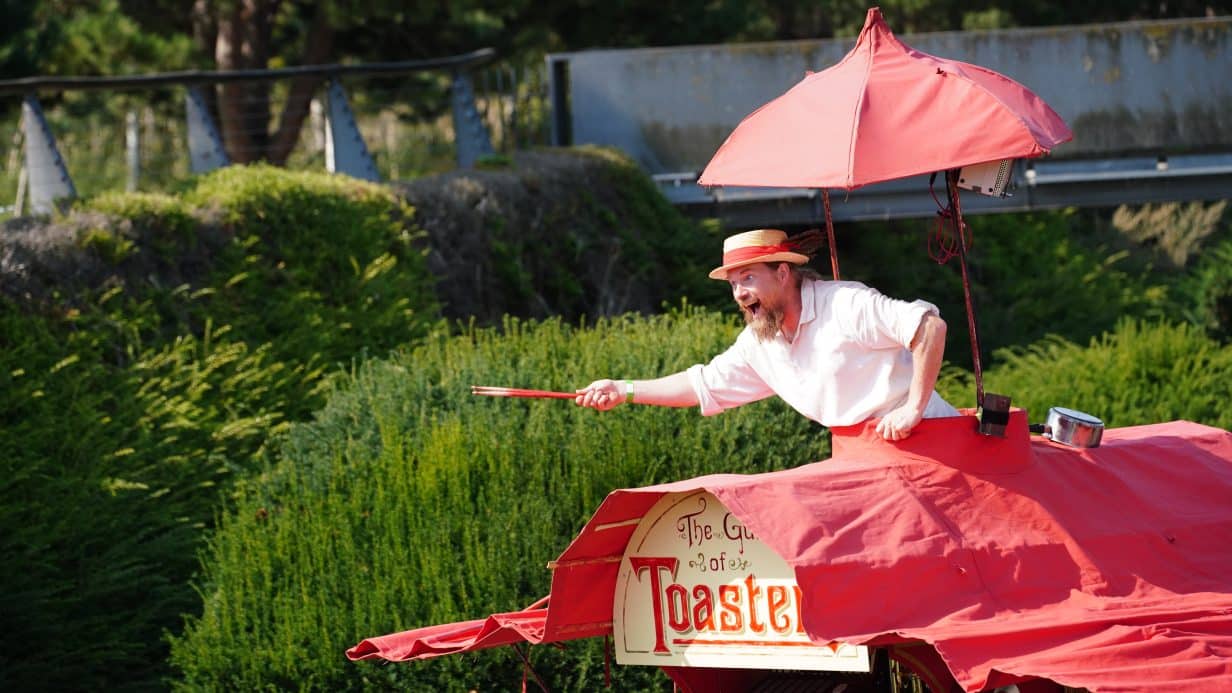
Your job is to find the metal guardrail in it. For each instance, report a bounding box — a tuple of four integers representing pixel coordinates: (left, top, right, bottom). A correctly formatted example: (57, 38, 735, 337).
(0, 49, 495, 95)
(657, 154, 1232, 226)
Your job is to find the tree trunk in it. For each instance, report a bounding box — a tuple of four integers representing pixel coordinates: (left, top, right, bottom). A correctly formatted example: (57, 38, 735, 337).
(215, 2, 253, 162)
(214, 0, 282, 163)
(268, 5, 335, 165)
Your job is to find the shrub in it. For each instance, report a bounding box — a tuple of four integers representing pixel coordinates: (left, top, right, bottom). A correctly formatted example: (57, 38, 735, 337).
(169, 307, 828, 691)
(0, 301, 308, 689)
(396, 147, 728, 324)
(179, 165, 438, 365)
(1111, 200, 1227, 269)
(0, 165, 439, 691)
(1177, 237, 1232, 342)
(936, 319, 1232, 429)
(838, 209, 1172, 370)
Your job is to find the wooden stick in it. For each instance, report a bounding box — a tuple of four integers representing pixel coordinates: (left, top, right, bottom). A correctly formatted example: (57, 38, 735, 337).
(823, 188, 840, 280)
(471, 385, 577, 400)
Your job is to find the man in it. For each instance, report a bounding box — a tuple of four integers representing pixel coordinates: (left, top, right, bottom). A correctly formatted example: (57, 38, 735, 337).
(575, 228, 958, 440)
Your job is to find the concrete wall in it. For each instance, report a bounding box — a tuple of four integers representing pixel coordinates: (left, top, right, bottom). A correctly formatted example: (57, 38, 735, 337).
(551, 16, 1232, 175)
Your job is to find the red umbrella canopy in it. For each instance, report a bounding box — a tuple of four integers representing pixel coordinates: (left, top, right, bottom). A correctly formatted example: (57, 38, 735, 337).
(698, 7, 1073, 190)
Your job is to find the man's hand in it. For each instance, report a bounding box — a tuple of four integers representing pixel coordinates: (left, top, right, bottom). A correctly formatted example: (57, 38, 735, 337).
(575, 379, 624, 411)
(875, 404, 924, 441)
(876, 312, 946, 441)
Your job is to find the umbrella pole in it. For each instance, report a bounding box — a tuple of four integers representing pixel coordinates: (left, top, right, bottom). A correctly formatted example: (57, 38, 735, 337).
(944, 169, 984, 407)
(822, 188, 840, 280)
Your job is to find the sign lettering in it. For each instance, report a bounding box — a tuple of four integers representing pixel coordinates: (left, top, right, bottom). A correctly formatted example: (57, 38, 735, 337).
(614, 491, 870, 671)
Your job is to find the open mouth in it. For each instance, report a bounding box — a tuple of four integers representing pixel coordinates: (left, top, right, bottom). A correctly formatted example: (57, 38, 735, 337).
(743, 301, 761, 318)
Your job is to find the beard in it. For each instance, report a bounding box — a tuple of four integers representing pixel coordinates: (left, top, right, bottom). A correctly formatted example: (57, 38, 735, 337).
(741, 299, 785, 342)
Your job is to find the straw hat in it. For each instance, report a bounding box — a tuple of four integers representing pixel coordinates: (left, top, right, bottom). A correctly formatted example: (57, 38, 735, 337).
(708, 229, 810, 280)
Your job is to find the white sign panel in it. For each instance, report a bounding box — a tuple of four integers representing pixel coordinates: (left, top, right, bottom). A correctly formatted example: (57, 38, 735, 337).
(614, 491, 870, 671)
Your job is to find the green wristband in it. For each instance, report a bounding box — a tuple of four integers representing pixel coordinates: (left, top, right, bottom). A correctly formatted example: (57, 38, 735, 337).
(625, 379, 635, 404)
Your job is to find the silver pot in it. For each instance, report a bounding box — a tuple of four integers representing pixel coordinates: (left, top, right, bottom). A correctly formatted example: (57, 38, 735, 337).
(1044, 407, 1104, 448)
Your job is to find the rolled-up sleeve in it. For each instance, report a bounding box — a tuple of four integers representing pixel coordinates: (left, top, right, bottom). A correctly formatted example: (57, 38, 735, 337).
(836, 284, 939, 350)
(686, 337, 774, 416)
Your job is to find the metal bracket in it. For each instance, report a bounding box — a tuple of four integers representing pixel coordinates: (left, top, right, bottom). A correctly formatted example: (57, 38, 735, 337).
(450, 70, 494, 168)
(185, 87, 230, 174)
(977, 393, 1012, 437)
(21, 96, 76, 214)
(324, 78, 380, 181)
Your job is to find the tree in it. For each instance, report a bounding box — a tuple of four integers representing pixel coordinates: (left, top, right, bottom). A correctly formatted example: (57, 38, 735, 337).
(0, 1, 56, 81)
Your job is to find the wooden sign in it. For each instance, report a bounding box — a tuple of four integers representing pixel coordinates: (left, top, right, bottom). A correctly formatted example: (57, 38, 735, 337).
(614, 491, 870, 671)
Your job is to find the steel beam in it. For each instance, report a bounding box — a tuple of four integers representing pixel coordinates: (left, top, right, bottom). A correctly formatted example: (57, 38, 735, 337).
(324, 79, 380, 182)
(450, 71, 494, 167)
(21, 96, 76, 215)
(185, 87, 230, 174)
(125, 110, 140, 190)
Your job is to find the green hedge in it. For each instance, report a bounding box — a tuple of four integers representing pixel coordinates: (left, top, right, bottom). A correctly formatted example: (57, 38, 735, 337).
(1177, 237, 1232, 341)
(838, 208, 1172, 369)
(0, 166, 439, 691)
(396, 146, 729, 323)
(937, 318, 1232, 429)
(169, 308, 826, 691)
(172, 314, 1232, 692)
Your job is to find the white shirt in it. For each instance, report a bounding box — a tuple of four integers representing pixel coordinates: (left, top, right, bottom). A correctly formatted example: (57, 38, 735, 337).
(686, 279, 959, 426)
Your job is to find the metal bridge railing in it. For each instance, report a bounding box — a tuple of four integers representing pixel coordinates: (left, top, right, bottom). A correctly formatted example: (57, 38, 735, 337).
(1, 48, 552, 216)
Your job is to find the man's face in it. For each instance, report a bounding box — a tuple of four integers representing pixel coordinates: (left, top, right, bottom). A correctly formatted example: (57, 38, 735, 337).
(728, 263, 788, 342)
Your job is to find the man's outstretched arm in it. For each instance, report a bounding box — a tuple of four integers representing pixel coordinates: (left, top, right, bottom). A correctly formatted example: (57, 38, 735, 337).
(875, 313, 947, 441)
(575, 372, 698, 411)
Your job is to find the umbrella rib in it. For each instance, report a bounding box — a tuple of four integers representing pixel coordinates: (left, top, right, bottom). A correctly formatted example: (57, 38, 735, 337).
(845, 27, 875, 189)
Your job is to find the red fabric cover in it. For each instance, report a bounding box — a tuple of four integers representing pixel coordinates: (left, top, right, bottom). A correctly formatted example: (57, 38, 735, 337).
(697, 8, 1073, 190)
(347, 608, 548, 662)
(348, 412, 1232, 692)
